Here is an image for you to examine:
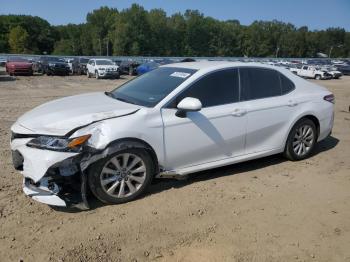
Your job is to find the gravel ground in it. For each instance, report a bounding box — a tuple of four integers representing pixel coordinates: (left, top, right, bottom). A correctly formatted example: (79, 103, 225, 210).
(0, 73, 349, 262)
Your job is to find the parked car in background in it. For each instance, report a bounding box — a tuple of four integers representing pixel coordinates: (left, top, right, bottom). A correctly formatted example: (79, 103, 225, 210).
(136, 61, 160, 75)
(334, 65, 350, 75)
(76, 57, 90, 75)
(291, 65, 332, 80)
(40, 56, 70, 76)
(0, 57, 7, 67)
(10, 62, 334, 207)
(319, 66, 342, 79)
(5, 56, 33, 76)
(86, 58, 120, 79)
(118, 60, 140, 75)
(65, 58, 77, 74)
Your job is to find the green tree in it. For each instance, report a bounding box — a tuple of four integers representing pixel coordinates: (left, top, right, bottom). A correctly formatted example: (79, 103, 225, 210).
(86, 6, 118, 55)
(112, 4, 151, 56)
(8, 25, 29, 53)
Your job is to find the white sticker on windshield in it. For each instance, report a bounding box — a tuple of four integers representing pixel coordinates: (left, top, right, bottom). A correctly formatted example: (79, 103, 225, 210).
(170, 72, 191, 78)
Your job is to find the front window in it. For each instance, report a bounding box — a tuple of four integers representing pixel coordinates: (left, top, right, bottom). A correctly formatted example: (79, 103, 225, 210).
(109, 67, 197, 107)
(96, 60, 114, 65)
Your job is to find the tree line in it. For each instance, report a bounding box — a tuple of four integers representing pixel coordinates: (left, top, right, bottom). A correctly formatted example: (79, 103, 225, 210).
(1, 4, 349, 58)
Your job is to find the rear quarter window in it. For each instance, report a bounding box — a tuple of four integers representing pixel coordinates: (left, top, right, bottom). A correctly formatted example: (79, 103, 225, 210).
(280, 73, 295, 94)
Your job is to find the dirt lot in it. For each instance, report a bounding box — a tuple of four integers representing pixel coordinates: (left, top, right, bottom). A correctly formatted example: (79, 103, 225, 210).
(0, 73, 349, 262)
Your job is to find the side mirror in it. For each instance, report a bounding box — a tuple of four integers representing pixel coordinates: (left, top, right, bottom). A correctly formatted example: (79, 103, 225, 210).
(176, 97, 202, 118)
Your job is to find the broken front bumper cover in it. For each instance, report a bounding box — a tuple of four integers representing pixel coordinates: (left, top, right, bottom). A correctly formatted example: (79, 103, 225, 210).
(11, 137, 90, 209)
(23, 177, 66, 206)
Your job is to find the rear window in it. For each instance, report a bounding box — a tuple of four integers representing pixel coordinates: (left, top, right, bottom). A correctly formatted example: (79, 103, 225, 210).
(240, 68, 281, 101)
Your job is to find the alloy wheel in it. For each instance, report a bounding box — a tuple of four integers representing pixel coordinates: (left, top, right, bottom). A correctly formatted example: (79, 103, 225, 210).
(292, 124, 315, 157)
(100, 153, 146, 198)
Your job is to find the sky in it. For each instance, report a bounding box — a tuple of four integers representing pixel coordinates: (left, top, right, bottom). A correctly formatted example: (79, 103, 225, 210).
(1, 0, 349, 30)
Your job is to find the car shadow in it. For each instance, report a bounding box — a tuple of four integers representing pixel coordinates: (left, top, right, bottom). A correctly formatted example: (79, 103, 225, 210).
(53, 135, 339, 213)
(0, 75, 16, 81)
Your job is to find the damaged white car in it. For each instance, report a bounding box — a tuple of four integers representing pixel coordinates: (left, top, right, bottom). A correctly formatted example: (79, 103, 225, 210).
(10, 62, 334, 208)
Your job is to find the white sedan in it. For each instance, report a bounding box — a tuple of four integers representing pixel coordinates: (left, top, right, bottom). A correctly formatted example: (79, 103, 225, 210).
(10, 62, 334, 208)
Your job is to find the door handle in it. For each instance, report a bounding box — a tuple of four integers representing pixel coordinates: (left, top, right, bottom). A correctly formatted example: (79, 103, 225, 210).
(287, 100, 298, 107)
(231, 108, 247, 117)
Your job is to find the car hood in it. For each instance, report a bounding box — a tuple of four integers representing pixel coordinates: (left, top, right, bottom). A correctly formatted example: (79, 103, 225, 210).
(97, 65, 118, 69)
(48, 62, 68, 66)
(14, 92, 140, 136)
(8, 62, 32, 67)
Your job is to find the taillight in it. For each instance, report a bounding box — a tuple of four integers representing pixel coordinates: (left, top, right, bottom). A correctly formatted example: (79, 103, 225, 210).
(324, 94, 335, 104)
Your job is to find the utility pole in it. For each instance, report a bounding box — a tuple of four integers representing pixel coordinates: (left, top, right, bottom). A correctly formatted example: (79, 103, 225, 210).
(98, 38, 102, 56)
(275, 47, 280, 58)
(106, 37, 109, 56)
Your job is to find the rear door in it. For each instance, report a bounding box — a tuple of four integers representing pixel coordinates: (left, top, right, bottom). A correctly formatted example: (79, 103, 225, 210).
(240, 67, 296, 154)
(161, 68, 247, 170)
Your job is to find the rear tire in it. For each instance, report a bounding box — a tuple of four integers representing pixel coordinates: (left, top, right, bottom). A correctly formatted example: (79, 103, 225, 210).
(88, 148, 154, 204)
(284, 118, 317, 161)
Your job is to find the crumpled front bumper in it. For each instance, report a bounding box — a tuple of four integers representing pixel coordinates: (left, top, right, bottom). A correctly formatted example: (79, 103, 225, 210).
(11, 137, 85, 208)
(23, 177, 66, 206)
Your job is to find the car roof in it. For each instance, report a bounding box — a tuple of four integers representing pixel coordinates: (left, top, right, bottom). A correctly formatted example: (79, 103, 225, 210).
(162, 61, 284, 71)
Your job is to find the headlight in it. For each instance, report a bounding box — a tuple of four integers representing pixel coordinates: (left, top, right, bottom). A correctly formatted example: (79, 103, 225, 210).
(49, 63, 55, 67)
(26, 134, 91, 152)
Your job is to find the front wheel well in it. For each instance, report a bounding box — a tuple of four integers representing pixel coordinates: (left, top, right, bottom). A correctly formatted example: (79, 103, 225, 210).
(97, 138, 160, 175)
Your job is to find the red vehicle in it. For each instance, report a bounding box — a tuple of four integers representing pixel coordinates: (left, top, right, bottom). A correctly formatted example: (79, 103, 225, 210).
(6, 57, 33, 76)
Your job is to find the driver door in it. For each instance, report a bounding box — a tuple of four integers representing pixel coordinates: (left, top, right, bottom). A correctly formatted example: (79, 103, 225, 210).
(161, 68, 247, 170)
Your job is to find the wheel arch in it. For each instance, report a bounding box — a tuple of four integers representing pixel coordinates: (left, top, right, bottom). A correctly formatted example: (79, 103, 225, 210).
(302, 115, 320, 138)
(82, 137, 160, 175)
(285, 113, 320, 146)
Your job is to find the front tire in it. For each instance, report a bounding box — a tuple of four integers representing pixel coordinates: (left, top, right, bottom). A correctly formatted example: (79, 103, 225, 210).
(88, 148, 154, 204)
(284, 118, 317, 161)
(315, 74, 321, 80)
(87, 70, 90, 78)
(95, 71, 99, 79)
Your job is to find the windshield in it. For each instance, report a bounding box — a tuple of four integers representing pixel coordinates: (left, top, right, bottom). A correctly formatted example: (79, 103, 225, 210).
(96, 60, 114, 65)
(110, 67, 197, 107)
(80, 58, 89, 63)
(8, 57, 29, 62)
(47, 57, 65, 62)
